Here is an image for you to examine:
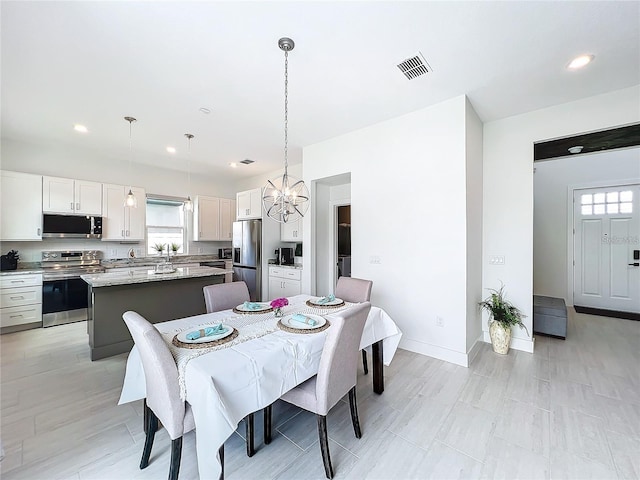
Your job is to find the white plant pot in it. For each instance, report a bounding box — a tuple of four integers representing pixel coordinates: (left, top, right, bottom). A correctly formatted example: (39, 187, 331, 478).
(489, 321, 511, 355)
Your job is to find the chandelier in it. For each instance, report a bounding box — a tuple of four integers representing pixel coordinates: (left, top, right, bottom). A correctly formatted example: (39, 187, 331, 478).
(262, 37, 309, 224)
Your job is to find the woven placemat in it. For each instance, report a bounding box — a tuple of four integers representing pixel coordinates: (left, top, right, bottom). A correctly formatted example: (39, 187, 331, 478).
(232, 306, 274, 314)
(305, 299, 345, 309)
(172, 327, 239, 349)
(277, 319, 331, 334)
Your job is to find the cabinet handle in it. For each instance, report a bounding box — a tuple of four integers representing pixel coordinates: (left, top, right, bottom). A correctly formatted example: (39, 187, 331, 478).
(9, 314, 23, 318)
(126, 230, 130, 237)
(76, 202, 80, 210)
(71, 202, 74, 210)
(37, 228, 41, 236)
(10, 296, 24, 300)
(122, 230, 125, 237)
(10, 280, 24, 283)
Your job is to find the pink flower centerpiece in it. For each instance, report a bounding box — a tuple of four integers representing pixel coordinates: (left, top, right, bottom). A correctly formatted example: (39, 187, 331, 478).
(270, 297, 289, 317)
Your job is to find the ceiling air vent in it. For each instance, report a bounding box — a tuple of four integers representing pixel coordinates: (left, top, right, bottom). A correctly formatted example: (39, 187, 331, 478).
(397, 52, 431, 80)
(240, 159, 254, 165)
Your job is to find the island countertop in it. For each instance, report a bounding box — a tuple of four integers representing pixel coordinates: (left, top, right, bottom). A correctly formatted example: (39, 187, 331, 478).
(81, 266, 231, 287)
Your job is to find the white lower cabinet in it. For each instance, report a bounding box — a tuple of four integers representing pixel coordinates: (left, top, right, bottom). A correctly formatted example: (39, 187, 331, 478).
(268, 266, 301, 298)
(0, 273, 43, 329)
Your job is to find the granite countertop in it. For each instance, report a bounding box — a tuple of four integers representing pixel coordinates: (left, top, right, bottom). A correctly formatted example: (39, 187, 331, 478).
(81, 266, 231, 287)
(101, 254, 222, 269)
(268, 263, 303, 270)
(0, 264, 44, 276)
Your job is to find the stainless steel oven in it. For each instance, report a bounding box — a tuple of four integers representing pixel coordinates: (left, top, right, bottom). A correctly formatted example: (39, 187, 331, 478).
(41, 250, 104, 327)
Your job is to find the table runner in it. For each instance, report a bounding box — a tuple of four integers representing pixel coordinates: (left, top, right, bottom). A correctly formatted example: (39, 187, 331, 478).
(159, 297, 355, 400)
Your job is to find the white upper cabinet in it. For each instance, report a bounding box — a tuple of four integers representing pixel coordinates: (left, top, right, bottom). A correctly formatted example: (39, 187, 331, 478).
(219, 198, 235, 241)
(42, 176, 102, 215)
(101, 184, 145, 241)
(0, 171, 43, 241)
(194, 196, 220, 241)
(193, 196, 235, 241)
(281, 219, 303, 242)
(236, 188, 262, 220)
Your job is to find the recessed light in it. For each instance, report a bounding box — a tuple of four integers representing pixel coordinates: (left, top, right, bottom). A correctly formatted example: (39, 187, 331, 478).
(74, 124, 88, 133)
(199, 107, 211, 114)
(567, 54, 594, 70)
(166, 146, 176, 154)
(229, 162, 238, 168)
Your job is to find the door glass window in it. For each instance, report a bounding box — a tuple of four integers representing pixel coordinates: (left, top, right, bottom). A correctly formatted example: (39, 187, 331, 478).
(580, 189, 633, 216)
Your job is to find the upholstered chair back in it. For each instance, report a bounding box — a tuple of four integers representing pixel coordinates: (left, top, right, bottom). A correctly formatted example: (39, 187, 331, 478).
(315, 302, 371, 415)
(335, 277, 372, 303)
(203, 281, 250, 313)
(123, 311, 185, 440)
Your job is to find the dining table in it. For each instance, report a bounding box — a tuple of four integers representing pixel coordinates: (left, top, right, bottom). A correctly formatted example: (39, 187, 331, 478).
(118, 293, 402, 479)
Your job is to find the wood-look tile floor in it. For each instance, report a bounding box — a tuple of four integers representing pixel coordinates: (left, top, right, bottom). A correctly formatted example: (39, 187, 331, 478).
(1, 308, 638, 479)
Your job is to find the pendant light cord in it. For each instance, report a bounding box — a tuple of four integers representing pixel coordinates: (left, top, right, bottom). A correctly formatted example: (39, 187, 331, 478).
(284, 49, 289, 176)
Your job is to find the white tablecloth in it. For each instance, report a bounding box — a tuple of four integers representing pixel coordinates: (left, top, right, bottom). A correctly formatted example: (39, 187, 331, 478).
(118, 294, 402, 479)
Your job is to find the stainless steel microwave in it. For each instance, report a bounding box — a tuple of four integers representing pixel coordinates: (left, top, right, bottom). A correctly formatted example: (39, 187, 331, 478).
(42, 214, 102, 238)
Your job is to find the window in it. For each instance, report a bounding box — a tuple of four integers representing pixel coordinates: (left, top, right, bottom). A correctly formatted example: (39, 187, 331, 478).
(580, 189, 633, 216)
(146, 196, 187, 255)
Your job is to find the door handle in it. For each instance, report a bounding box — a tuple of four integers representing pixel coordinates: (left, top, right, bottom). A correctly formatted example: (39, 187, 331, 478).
(628, 263, 640, 267)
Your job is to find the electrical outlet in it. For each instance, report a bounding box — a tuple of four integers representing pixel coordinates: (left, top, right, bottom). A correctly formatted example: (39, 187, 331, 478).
(198, 247, 203, 253)
(109, 248, 118, 257)
(489, 255, 505, 265)
(436, 316, 444, 327)
(369, 255, 381, 264)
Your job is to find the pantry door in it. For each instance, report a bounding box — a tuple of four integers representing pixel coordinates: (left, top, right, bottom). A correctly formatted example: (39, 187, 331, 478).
(573, 185, 640, 313)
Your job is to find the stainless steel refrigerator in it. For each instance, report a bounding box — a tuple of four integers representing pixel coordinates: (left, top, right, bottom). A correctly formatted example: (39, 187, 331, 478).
(232, 219, 262, 301)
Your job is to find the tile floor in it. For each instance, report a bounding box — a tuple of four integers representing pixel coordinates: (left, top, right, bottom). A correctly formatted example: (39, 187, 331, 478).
(1, 308, 638, 479)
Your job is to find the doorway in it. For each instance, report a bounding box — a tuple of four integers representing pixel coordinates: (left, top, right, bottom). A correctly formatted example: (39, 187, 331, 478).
(336, 205, 351, 281)
(573, 184, 640, 314)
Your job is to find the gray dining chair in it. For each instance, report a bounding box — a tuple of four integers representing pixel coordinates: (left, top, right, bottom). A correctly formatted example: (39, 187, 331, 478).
(202, 280, 257, 457)
(264, 302, 372, 479)
(335, 276, 373, 374)
(123, 311, 224, 480)
(203, 281, 251, 313)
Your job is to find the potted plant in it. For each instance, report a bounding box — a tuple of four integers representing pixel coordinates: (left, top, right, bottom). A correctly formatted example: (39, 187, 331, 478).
(170, 243, 181, 255)
(479, 284, 528, 355)
(153, 243, 165, 256)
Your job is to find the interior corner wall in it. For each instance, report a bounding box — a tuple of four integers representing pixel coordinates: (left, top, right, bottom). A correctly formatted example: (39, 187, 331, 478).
(483, 85, 640, 352)
(465, 98, 484, 355)
(533, 147, 640, 304)
(303, 95, 472, 365)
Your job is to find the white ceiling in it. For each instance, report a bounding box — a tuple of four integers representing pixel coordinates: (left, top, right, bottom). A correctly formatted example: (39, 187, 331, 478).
(2, 1, 638, 179)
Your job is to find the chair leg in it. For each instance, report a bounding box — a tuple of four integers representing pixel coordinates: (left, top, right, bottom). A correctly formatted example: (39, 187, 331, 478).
(168, 437, 182, 480)
(140, 404, 158, 469)
(348, 386, 362, 439)
(264, 404, 272, 445)
(218, 444, 224, 480)
(362, 349, 369, 375)
(245, 413, 255, 457)
(316, 414, 334, 479)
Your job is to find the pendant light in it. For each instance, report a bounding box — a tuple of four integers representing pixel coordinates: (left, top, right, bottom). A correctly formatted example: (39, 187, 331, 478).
(124, 116, 137, 208)
(184, 133, 194, 212)
(262, 37, 309, 224)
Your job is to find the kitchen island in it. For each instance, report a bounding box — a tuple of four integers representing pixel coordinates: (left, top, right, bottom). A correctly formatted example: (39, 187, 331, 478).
(82, 266, 230, 360)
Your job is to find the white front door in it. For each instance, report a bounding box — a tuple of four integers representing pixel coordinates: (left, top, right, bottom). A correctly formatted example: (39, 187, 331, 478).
(573, 185, 640, 313)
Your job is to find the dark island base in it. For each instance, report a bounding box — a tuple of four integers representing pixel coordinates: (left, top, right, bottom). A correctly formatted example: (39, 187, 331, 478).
(88, 275, 224, 360)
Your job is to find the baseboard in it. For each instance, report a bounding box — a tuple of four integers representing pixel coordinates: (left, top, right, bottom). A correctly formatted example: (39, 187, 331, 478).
(482, 331, 535, 353)
(574, 305, 640, 321)
(399, 338, 471, 367)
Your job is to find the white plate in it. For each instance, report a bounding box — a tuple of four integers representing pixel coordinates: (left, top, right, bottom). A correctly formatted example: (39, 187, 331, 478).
(235, 303, 272, 312)
(282, 314, 326, 330)
(308, 297, 344, 307)
(176, 324, 233, 344)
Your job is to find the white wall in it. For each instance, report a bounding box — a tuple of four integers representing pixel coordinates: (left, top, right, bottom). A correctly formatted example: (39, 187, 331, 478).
(534, 147, 640, 304)
(303, 95, 476, 366)
(465, 98, 484, 354)
(484, 85, 640, 352)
